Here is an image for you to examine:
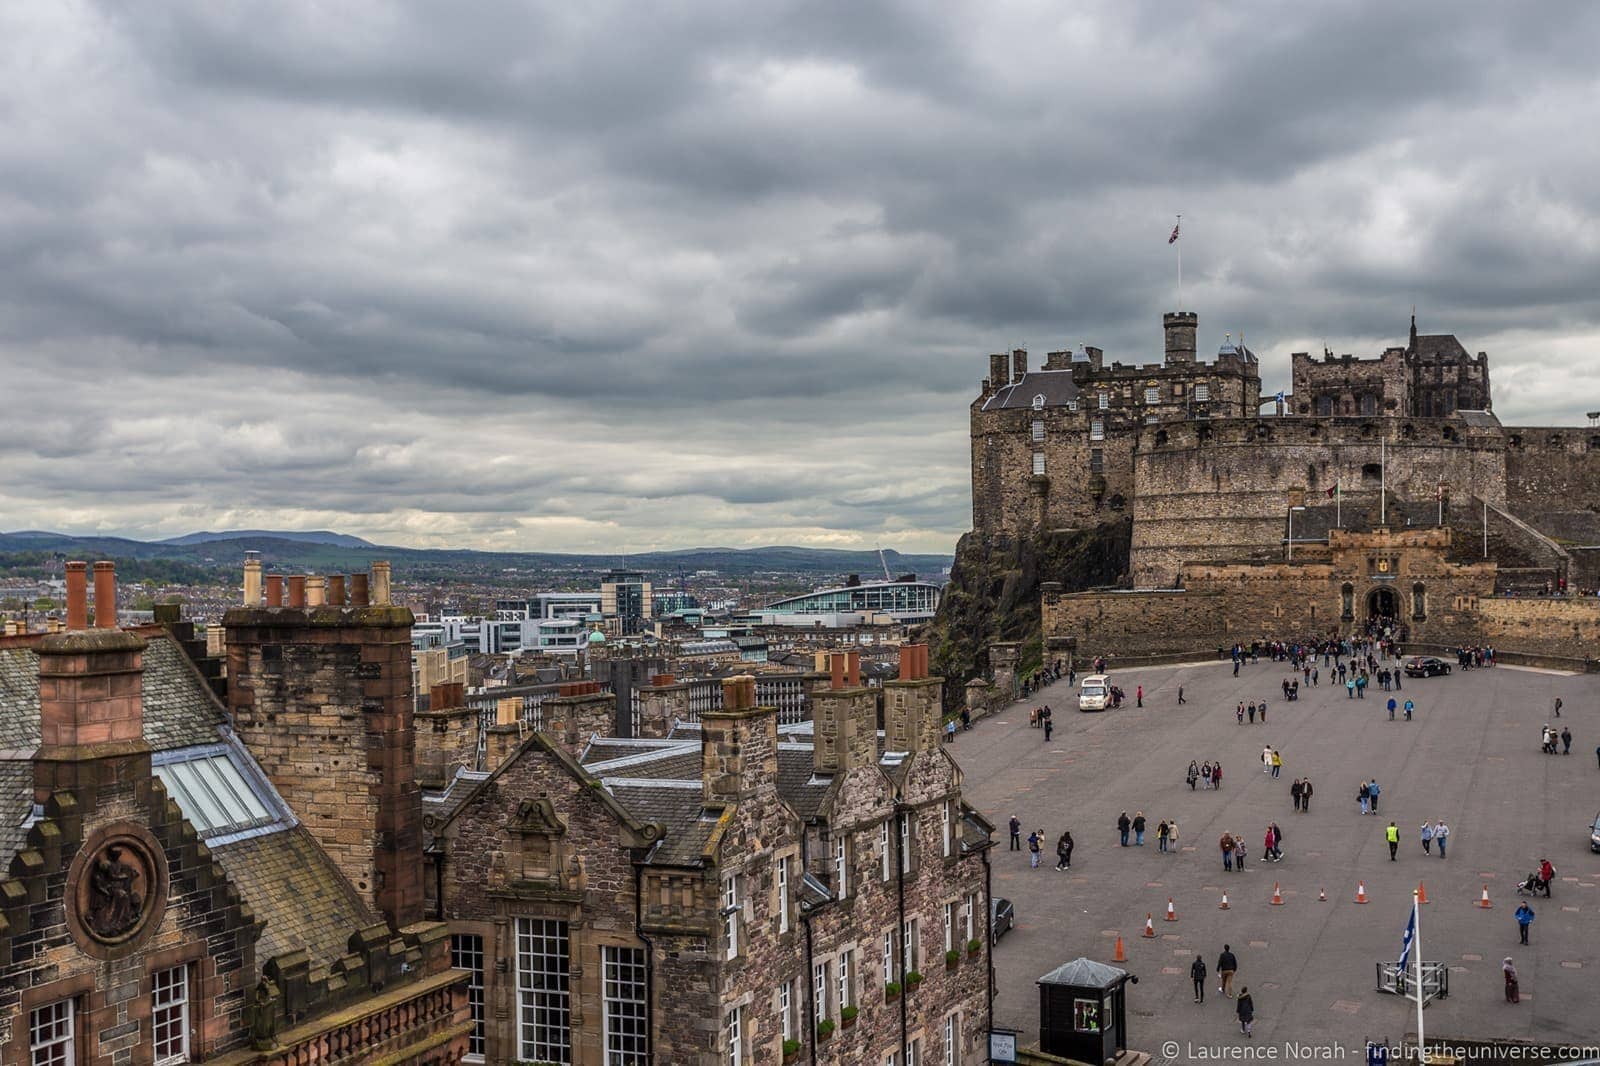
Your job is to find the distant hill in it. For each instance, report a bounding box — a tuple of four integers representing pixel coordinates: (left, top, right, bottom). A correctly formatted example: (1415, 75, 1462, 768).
(157, 530, 377, 549)
(0, 531, 952, 581)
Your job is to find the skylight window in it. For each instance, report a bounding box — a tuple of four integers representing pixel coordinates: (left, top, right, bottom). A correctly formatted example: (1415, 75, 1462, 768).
(155, 753, 277, 837)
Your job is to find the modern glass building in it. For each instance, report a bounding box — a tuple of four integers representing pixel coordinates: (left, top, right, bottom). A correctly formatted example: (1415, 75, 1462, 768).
(759, 579, 940, 624)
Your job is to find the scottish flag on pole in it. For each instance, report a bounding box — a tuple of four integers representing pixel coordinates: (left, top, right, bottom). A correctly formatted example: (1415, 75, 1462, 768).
(1397, 904, 1416, 970)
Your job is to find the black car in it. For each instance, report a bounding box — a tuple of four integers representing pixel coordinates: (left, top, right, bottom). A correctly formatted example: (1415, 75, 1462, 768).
(1404, 656, 1452, 678)
(991, 897, 1016, 941)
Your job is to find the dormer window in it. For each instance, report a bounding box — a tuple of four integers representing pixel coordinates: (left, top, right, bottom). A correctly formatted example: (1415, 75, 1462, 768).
(1031, 394, 1045, 411)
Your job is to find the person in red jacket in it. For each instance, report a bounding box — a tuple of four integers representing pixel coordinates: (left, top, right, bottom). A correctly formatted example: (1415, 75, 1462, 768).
(1537, 859, 1556, 898)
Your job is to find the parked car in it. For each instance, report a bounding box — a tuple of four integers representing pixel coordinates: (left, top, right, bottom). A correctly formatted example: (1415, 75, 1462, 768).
(1078, 675, 1112, 711)
(991, 897, 1016, 941)
(1404, 656, 1452, 678)
(1589, 811, 1600, 854)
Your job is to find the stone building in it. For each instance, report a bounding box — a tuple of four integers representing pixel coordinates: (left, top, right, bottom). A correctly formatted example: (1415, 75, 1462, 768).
(968, 308, 1600, 590)
(0, 561, 470, 1064)
(424, 646, 995, 1065)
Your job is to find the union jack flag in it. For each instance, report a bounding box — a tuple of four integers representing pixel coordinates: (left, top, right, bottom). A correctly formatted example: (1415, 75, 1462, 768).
(1168, 222, 1181, 245)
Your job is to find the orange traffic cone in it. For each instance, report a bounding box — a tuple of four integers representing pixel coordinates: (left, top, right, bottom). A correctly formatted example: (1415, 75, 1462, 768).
(1219, 891, 1230, 910)
(1270, 882, 1284, 906)
(1478, 884, 1492, 909)
(1318, 887, 1328, 902)
(1142, 914, 1156, 938)
(1354, 880, 1369, 904)
(1165, 897, 1178, 922)
(1416, 881, 1430, 905)
(1113, 935, 1127, 962)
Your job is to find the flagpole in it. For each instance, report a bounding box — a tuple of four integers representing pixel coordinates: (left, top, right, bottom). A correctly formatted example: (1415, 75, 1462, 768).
(1413, 891, 1425, 1056)
(1176, 214, 1183, 310)
(1380, 435, 1387, 526)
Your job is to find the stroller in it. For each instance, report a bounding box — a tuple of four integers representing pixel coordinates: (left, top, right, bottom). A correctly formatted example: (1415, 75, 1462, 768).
(1515, 872, 1545, 897)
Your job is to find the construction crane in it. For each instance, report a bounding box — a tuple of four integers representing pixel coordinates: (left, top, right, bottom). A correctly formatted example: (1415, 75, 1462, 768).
(877, 546, 891, 582)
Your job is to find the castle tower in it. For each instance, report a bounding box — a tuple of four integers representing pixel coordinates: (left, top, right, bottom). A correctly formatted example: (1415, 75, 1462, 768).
(1163, 311, 1198, 364)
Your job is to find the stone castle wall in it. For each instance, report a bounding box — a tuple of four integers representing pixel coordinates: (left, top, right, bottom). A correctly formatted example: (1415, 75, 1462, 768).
(1130, 418, 1507, 586)
(1504, 428, 1600, 536)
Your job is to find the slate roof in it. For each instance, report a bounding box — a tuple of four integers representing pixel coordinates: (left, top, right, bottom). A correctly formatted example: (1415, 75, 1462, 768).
(0, 761, 34, 861)
(1039, 957, 1129, 989)
(579, 737, 690, 766)
(214, 826, 378, 970)
(982, 370, 1081, 411)
(776, 747, 832, 821)
(1414, 334, 1471, 361)
(604, 781, 719, 866)
(595, 748, 702, 781)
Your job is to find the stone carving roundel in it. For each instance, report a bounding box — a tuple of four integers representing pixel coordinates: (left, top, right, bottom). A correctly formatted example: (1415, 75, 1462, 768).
(67, 823, 168, 959)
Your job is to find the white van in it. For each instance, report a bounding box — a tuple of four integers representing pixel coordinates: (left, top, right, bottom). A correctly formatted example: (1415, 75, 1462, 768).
(1078, 675, 1112, 712)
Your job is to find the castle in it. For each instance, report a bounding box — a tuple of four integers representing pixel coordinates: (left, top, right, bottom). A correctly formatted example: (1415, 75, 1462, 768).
(967, 310, 1600, 664)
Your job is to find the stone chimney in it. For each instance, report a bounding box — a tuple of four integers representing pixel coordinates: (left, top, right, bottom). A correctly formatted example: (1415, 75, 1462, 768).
(988, 353, 1008, 392)
(543, 681, 614, 756)
(415, 682, 476, 789)
(811, 651, 877, 775)
(699, 676, 777, 805)
(637, 674, 688, 739)
(34, 561, 150, 806)
(884, 643, 942, 753)
(224, 566, 422, 929)
(243, 553, 263, 606)
(484, 699, 526, 770)
(1163, 311, 1198, 365)
(1012, 348, 1028, 382)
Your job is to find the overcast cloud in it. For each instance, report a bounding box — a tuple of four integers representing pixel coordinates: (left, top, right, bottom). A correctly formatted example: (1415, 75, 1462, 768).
(3, 1, 1600, 554)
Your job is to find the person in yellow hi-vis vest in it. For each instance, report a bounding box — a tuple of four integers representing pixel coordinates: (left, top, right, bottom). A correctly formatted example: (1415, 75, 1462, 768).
(1386, 822, 1400, 861)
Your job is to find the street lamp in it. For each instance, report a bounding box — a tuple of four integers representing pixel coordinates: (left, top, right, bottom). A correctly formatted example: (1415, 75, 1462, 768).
(1287, 505, 1308, 562)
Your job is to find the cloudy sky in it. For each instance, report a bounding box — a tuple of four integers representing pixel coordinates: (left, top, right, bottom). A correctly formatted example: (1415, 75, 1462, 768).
(4, 2, 1599, 554)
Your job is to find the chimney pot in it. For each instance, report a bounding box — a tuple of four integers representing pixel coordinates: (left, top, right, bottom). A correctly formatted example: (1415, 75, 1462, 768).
(846, 650, 861, 688)
(243, 556, 264, 606)
(287, 575, 307, 608)
(93, 561, 118, 628)
(65, 561, 89, 630)
(265, 574, 284, 607)
(305, 576, 326, 607)
(326, 575, 346, 606)
(830, 652, 845, 690)
(371, 561, 392, 606)
(349, 573, 370, 607)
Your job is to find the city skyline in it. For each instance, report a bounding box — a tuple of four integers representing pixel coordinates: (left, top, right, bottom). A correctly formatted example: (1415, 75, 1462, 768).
(4, 2, 1600, 553)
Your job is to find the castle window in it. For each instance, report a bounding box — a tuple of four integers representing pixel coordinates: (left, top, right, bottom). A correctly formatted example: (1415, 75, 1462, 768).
(723, 876, 740, 958)
(1341, 583, 1355, 621)
(1316, 395, 1333, 416)
(1144, 387, 1160, 404)
(1098, 393, 1109, 410)
(603, 947, 649, 1065)
(1032, 452, 1045, 475)
(1154, 430, 1168, 447)
(30, 998, 75, 1066)
(1362, 463, 1382, 484)
(1194, 383, 1210, 402)
(1442, 426, 1457, 442)
(517, 919, 572, 1062)
(1145, 415, 1159, 425)
(1090, 419, 1105, 441)
(153, 966, 191, 1065)
(1360, 394, 1377, 416)
(1031, 420, 1045, 443)
(1031, 394, 1045, 410)
(1412, 583, 1427, 622)
(1089, 449, 1104, 473)
(1067, 398, 1078, 412)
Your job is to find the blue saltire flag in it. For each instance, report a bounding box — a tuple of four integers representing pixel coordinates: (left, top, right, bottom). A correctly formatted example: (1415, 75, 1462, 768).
(1397, 905, 1416, 970)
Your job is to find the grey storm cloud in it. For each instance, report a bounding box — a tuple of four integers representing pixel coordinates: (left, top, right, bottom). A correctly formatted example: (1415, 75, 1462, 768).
(3, 1, 1600, 552)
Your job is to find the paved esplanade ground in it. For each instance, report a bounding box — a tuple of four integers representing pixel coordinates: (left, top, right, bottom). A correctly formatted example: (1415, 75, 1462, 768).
(959, 656, 1600, 1055)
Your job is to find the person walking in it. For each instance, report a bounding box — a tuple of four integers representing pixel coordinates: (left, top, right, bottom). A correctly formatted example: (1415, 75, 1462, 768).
(1269, 822, 1283, 861)
(1212, 762, 1223, 790)
(1434, 820, 1449, 859)
(1136, 684, 1143, 708)
(1300, 778, 1313, 813)
(1202, 761, 1213, 789)
(1168, 819, 1180, 850)
(1234, 837, 1247, 871)
(1178, 685, 1187, 705)
(1009, 815, 1021, 851)
(1537, 858, 1555, 898)
(1156, 819, 1169, 853)
(1220, 833, 1235, 872)
(1386, 821, 1400, 861)
(1248, 702, 1256, 724)
(1190, 955, 1207, 1003)
(1055, 831, 1073, 871)
(1270, 749, 1282, 779)
(1503, 957, 1520, 1003)
(1027, 830, 1042, 869)
(1387, 696, 1397, 721)
(1347, 677, 1356, 699)
(1561, 727, 1572, 755)
(1217, 945, 1238, 998)
(1420, 822, 1433, 855)
(1368, 779, 1381, 815)
(1554, 697, 1563, 718)
(1262, 746, 1272, 774)
(1515, 901, 1535, 945)
(1259, 700, 1267, 724)
(1403, 698, 1414, 721)
(1291, 778, 1303, 813)
(1236, 987, 1255, 1038)
(1236, 702, 1245, 724)
(1043, 714, 1053, 742)
(1359, 780, 1371, 816)
(1133, 812, 1147, 846)
(1117, 812, 1131, 847)
(1187, 761, 1200, 790)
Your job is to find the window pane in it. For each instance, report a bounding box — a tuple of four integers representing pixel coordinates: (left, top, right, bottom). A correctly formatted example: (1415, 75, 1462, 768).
(153, 966, 189, 1065)
(452, 934, 486, 1059)
(603, 946, 649, 1065)
(30, 1000, 74, 1066)
(516, 919, 571, 1063)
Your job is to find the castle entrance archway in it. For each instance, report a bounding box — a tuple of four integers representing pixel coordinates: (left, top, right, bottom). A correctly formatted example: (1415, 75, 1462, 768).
(1367, 586, 1398, 624)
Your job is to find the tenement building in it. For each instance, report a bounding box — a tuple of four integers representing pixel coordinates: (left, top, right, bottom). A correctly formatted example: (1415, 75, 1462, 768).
(424, 646, 995, 1065)
(965, 307, 1600, 665)
(0, 561, 470, 1064)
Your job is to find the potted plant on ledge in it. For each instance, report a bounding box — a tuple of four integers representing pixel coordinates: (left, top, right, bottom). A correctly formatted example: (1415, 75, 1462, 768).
(968, 937, 982, 959)
(945, 949, 960, 970)
(905, 970, 924, 992)
(816, 1019, 836, 1043)
(841, 1005, 859, 1030)
(884, 980, 902, 1003)
(783, 1038, 801, 1061)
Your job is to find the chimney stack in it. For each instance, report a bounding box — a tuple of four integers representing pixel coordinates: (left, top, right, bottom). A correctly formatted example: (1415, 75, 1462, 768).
(699, 675, 777, 804)
(65, 561, 89, 630)
(33, 624, 150, 806)
(812, 652, 878, 774)
(1012, 348, 1028, 382)
(265, 574, 284, 607)
(93, 561, 118, 628)
(243, 553, 263, 605)
(637, 674, 688, 739)
(989, 353, 1008, 392)
(544, 681, 615, 756)
(884, 643, 942, 754)
(415, 682, 476, 789)
(371, 561, 392, 606)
